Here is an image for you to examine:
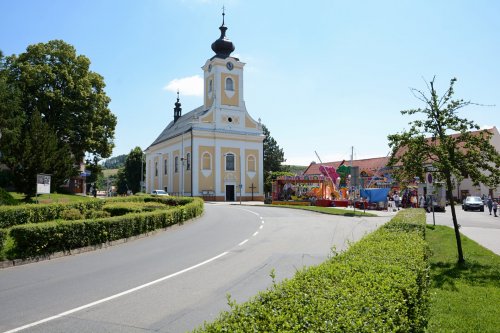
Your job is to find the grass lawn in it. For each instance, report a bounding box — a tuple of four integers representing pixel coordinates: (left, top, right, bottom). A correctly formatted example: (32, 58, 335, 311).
(9, 192, 93, 204)
(426, 225, 500, 332)
(269, 204, 377, 217)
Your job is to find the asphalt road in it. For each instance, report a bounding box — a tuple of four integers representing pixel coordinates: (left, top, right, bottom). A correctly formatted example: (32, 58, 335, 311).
(426, 203, 500, 255)
(0, 203, 391, 333)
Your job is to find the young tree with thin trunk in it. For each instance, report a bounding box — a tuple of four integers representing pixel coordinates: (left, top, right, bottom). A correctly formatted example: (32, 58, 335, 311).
(388, 77, 500, 264)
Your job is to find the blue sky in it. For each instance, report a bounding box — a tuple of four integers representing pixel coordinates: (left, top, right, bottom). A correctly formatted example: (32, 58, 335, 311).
(1, 0, 499, 165)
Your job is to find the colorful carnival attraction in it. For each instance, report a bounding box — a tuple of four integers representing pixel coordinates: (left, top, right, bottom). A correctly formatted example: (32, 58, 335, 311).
(271, 158, 417, 210)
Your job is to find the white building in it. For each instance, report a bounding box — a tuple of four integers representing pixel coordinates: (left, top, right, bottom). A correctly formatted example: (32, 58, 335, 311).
(145, 13, 264, 201)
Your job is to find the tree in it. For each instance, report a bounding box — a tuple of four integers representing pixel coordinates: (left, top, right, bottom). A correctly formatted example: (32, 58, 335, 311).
(262, 125, 287, 193)
(388, 77, 500, 264)
(263, 124, 286, 173)
(11, 111, 74, 197)
(116, 168, 129, 195)
(0, 40, 117, 195)
(124, 147, 144, 194)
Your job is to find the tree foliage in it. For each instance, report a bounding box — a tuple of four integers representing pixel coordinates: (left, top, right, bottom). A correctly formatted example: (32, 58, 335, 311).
(262, 125, 287, 194)
(124, 147, 144, 194)
(263, 124, 286, 173)
(0, 40, 117, 196)
(388, 77, 500, 263)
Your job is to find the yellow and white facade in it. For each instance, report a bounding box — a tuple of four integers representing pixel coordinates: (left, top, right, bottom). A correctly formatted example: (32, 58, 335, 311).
(145, 15, 264, 201)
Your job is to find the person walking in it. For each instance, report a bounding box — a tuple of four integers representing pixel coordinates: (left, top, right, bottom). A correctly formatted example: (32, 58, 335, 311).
(487, 196, 493, 215)
(493, 199, 498, 217)
(393, 192, 401, 210)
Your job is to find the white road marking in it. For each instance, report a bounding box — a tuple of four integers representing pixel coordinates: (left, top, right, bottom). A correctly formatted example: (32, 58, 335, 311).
(259, 225, 263, 230)
(238, 239, 249, 246)
(253, 231, 259, 237)
(2, 251, 229, 333)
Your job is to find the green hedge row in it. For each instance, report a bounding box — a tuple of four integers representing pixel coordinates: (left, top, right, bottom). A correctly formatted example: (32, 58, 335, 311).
(8, 198, 204, 259)
(0, 228, 6, 252)
(193, 209, 430, 333)
(0, 200, 105, 228)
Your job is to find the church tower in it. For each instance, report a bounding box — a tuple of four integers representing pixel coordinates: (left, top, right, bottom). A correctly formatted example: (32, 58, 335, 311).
(146, 11, 264, 201)
(203, 11, 245, 116)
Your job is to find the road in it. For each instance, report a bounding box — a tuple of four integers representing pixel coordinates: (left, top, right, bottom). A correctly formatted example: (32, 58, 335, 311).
(426, 204, 500, 255)
(0, 204, 391, 333)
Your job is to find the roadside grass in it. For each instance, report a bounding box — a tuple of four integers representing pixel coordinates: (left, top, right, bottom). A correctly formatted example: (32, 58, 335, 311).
(426, 225, 500, 332)
(269, 204, 377, 217)
(9, 192, 92, 204)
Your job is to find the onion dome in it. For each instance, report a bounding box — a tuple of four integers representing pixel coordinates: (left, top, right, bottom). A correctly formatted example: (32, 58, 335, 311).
(211, 11, 235, 59)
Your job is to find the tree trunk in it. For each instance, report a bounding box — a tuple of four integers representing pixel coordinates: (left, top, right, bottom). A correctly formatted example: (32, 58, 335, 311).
(445, 172, 465, 264)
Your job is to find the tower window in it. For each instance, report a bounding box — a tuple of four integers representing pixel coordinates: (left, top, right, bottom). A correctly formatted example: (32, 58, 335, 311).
(208, 79, 213, 93)
(225, 77, 234, 91)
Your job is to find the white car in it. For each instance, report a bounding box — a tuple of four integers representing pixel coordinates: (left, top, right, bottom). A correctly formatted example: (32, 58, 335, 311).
(151, 190, 169, 196)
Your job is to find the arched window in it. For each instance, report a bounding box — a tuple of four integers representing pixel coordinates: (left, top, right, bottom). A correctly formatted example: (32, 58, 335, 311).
(186, 153, 191, 171)
(164, 158, 168, 175)
(155, 161, 158, 177)
(202, 152, 211, 170)
(225, 153, 235, 171)
(247, 155, 256, 172)
(208, 80, 213, 93)
(225, 77, 234, 91)
(174, 156, 179, 173)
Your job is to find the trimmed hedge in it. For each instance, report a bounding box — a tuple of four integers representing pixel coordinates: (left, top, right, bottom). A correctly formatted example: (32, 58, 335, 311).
(8, 198, 204, 259)
(0, 229, 6, 252)
(193, 209, 429, 333)
(0, 200, 105, 228)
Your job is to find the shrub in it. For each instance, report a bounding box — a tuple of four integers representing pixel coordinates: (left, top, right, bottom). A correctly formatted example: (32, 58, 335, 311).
(60, 208, 83, 221)
(193, 209, 429, 333)
(0, 200, 105, 228)
(8, 198, 204, 259)
(0, 188, 17, 206)
(85, 210, 111, 219)
(0, 229, 6, 252)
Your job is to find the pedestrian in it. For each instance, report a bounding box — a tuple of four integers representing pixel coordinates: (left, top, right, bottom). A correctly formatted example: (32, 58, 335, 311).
(487, 196, 493, 215)
(493, 199, 498, 217)
(393, 192, 401, 210)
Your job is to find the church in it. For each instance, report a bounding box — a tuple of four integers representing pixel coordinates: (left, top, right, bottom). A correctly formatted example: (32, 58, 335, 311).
(144, 13, 264, 201)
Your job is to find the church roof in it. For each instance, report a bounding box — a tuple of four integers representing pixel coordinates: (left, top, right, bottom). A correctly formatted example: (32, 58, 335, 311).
(148, 105, 208, 148)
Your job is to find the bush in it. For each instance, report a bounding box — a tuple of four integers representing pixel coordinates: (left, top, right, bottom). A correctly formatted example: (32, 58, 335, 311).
(193, 209, 429, 333)
(60, 208, 83, 221)
(0, 200, 105, 228)
(85, 210, 111, 219)
(8, 198, 204, 259)
(0, 229, 6, 252)
(0, 188, 17, 206)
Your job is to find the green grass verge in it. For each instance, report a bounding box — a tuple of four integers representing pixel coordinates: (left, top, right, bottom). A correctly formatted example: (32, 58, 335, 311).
(8, 192, 92, 204)
(426, 225, 500, 332)
(270, 204, 377, 217)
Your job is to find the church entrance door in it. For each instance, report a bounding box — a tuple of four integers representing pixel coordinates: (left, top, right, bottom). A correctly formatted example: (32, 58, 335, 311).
(225, 185, 235, 201)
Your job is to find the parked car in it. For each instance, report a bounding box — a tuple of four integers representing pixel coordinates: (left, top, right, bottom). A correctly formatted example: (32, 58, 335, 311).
(462, 196, 484, 211)
(151, 189, 169, 196)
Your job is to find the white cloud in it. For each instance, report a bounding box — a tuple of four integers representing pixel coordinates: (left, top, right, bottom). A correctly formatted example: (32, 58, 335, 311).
(480, 125, 494, 130)
(164, 75, 203, 97)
